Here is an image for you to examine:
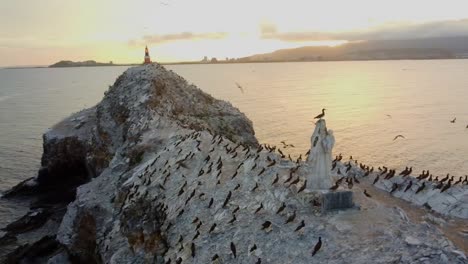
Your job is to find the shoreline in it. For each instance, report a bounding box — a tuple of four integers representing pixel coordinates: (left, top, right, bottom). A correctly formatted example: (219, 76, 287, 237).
(2, 57, 467, 70)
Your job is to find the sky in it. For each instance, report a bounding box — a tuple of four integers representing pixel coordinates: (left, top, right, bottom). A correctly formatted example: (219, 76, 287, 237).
(1, 0, 468, 67)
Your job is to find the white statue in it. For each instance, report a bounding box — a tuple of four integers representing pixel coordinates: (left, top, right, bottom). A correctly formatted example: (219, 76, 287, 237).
(306, 119, 335, 190)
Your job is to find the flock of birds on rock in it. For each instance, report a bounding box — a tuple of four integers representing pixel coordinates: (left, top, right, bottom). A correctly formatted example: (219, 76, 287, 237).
(328, 154, 468, 201)
(116, 129, 328, 264)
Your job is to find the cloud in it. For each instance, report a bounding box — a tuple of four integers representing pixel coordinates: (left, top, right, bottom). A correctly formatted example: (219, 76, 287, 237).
(260, 19, 468, 42)
(129, 32, 228, 45)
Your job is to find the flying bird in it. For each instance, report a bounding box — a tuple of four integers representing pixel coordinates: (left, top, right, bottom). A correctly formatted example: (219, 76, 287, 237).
(235, 82, 244, 93)
(450, 117, 456, 123)
(393, 135, 405, 141)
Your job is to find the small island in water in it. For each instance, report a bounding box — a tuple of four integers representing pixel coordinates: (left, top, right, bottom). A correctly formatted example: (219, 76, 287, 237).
(49, 60, 117, 68)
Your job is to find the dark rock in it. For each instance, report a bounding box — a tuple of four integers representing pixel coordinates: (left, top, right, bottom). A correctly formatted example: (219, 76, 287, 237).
(2, 209, 52, 234)
(0, 233, 17, 246)
(5, 235, 63, 264)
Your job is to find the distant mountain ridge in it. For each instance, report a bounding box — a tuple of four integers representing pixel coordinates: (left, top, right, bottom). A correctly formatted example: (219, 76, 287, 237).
(239, 36, 468, 62)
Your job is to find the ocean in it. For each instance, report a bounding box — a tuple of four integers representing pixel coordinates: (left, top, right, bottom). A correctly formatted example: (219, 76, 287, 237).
(1, 60, 467, 226)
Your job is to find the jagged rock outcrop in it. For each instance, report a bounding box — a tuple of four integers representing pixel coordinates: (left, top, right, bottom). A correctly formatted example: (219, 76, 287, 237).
(1, 64, 467, 263)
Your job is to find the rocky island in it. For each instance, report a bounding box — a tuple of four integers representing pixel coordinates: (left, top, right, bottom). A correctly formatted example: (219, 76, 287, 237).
(49, 60, 117, 68)
(1, 64, 467, 263)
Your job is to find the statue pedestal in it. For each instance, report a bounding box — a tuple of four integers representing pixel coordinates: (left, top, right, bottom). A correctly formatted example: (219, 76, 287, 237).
(299, 190, 354, 212)
(321, 191, 354, 212)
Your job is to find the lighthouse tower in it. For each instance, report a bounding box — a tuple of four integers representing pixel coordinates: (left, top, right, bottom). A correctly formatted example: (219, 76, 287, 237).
(144, 46, 151, 64)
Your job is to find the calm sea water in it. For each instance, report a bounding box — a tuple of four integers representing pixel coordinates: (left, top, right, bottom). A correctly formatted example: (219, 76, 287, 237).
(1, 60, 468, 225)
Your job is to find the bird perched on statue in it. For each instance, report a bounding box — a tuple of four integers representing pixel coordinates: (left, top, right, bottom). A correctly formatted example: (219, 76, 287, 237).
(314, 108, 326, 119)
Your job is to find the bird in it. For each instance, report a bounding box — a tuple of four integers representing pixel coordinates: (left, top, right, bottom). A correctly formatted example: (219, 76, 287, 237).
(272, 174, 279, 185)
(212, 254, 219, 261)
(191, 243, 196, 258)
(232, 206, 240, 214)
(390, 183, 399, 193)
(450, 117, 456, 123)
(251, 183, 259, 192)
(297, 180, 307, 193)
(284, 173, 293, 183)
(290, 177, 300, 185)
(177, 209, 184, 217)
(209, 223, 217, 233)
(250, 244, 257, 252)
(314, 108, 326, 119)
(404, 181, 413, 192)
(393, 135, 405, 141)
(373, 175, 380, 185)
(228, 215, 236, 224)
(386, 114, 392, 118)
(235, 82, 244, 93)
(208, 198, 214, 208)
(280, 141, 295, 148)
(222, 191, 232, 208)
(363, 189, 372, 198)
(255, 258, 262, 264)
(329, 183, 339, 191)
(440, 181, 451, 193)
(258, 167, 266, 176)
(261, 221, 272, 230)
(311, 237, 322, 256)
(267, 160, 276, 167)
(254, 203, 264, 214)
(295, 220, 305, 232)
(276, 202, 286, 214)
(230, 242, 237, 258)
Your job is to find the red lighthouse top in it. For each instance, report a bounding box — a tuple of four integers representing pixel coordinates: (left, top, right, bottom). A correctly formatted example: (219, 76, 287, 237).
(144, 46, 151, 64)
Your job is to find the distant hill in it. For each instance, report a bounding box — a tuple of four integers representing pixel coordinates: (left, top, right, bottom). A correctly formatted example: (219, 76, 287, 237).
(239, 36, 468, 62)
(49, 60, 115, 68)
